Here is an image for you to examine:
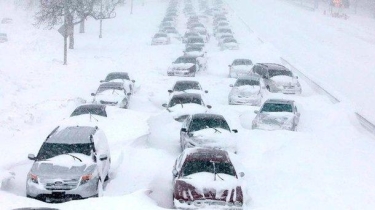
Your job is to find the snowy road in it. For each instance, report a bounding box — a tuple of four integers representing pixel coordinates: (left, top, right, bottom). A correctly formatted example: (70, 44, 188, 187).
(1, 0, 375, 209)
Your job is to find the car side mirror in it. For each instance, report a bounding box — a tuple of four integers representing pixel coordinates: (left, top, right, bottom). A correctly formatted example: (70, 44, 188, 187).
(99, 154, 108, 161)
(181, 128, 187, 132)
(229, 84, 233, 87)
(168, 90, 173, 93)
(28, 154, 36, 160)
(127, 93, 132, 96)
(207, 105, 212, 109)
(91, 93, 96, 96)
(172, 169, 178, 177)
(254, 110, 259, 114)
(239, 172, 245, 177)
(204, 90, 208, 93)
(162, 103, 168, 108)
(232, 129, 238, 133)
(132, 80, 135, 83)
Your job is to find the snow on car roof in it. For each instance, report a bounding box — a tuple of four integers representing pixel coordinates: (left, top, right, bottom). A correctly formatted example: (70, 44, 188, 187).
(46, 126, 97, 144)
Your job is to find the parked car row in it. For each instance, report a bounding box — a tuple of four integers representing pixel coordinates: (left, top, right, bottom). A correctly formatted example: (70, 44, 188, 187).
(25, 71, 137, 202)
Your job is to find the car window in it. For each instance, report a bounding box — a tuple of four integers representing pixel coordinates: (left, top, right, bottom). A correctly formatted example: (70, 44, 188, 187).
(234, 79, 260, 87)
(268, 69, 293, 78)
(182, 160, 236, 177)
(189, 117, 230, 132)
(174, 83, 201, 91)
(37, 143, 93, 160)
(169, 96, 202, 107)
(261, 103, 293, 113)
(70, 106, 107, 117)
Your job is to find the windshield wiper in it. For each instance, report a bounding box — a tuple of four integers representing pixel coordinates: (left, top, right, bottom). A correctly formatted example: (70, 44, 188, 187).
(180, 101, 184, 108)
(206, 126, 222, 133)
(112, 89, 119, 95)
(210, 161, 224, 181)
(89, 113, 98, 122)
(66, 154, 82, 162)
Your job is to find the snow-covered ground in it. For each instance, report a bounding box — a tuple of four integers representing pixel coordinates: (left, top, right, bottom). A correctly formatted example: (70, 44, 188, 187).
(1, 0, 375, 209)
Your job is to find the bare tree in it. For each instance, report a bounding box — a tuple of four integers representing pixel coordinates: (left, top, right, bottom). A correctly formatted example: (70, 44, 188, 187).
(91, 0, 121, 38)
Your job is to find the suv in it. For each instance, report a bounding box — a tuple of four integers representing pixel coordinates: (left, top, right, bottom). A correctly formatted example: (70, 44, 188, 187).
(252, 63, 302, 94)
(252, 99, 300, 131)
(26, 126, 111, 202)
(172, 148, 244, 209)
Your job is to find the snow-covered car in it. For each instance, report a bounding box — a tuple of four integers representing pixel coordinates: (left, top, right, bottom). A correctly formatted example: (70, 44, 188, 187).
(183, 46, 206, 57)
(159, 21, 176, 30)
(91, 82, 131, 108)
(253, 63, 302, 94)
(168, 80, 208, 95)
(167, 56, 206, 77)
(217, 34, 234, 46)
(162, 93, 211, 122)
(214, 28, 233, 38)
(191, 27, 210, 42)
(214, 21, 230, 31)
(228, 59, 253, 78)
(229, 75, 263, 106)
(151, 33, 171, 45)
(26, 126, 111, 202)
(172, 148, 244, 209)
(180, 113, 238, 152)
(100, 72, 136, 94)
(164, 28, 182, 40)
(252, 99, 300, 131)
(0, 33, 8, 43)
(220, 38, 239, 51)
(182, 32, 200, 43)
(185, 37, 205, 49)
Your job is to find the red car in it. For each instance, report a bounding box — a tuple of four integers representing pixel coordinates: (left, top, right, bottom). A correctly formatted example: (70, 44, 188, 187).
(172, 148, 244, 209)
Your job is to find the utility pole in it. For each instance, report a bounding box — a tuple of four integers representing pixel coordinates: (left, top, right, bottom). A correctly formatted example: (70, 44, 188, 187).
(99, 0, 103, 38)
(63, 0, 68, 65)
(130, 0, 133, 14)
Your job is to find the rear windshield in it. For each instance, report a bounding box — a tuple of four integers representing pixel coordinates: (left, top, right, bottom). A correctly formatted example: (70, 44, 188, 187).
(235, 79, 259, 86)
(182, 160, 236, 177)
(268, 69, 293, 78)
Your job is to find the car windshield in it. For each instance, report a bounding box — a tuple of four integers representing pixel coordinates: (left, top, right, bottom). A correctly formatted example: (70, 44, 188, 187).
(154, 34, 167, 38)
(182, 160, 236, 177)
(188, 38, 204, 43)
(261, 103, 293, 112)
(223, 39, 236, 43)
(185, 47, 202, 52)
(189, 117, 230, 132)
(105, 73, 129, 81)
(174, 82, 201, 91)
(70, 106, 107, 117)
(97, 86, 124, 93)
(168, 96, 202, 107)
(37, 143, 93, 160)
(233, 59, 252, 65)
(235, 79, 260, 86)
(268, 69, 293, 78)
(175, 57, 196, 64)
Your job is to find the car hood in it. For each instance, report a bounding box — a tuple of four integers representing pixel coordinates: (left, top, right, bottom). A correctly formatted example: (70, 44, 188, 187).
(258, 112, 294, 125)
(176, 172, 241, 201)
(167, 103, 206, 119)
(171, 63, 195, 70)
(188, 128, 236, 150)
(232, 85, 260, 96)
(31, 153, 95, 179)
(95, 90, 125, 102)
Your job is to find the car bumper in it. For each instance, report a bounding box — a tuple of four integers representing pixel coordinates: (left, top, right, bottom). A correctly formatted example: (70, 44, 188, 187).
(229, 96, 261, 106)
(26, 177, 99, 203)
(168, 70, 194, 77)
(174, 199, 243, 210)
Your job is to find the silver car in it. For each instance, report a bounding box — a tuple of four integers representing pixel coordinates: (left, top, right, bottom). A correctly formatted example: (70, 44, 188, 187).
(252, 99, 300, 131)
(228, 75, 263, 106)
(26, 126, 111, 202)
(228, 59, 253, 78)
(252, 63, 302, 94)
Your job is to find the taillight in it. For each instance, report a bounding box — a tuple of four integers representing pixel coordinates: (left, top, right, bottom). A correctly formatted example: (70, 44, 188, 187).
(29, 173, 38, 184)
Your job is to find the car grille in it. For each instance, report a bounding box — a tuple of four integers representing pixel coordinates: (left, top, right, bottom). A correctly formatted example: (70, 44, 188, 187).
(42, 179, 80, 190)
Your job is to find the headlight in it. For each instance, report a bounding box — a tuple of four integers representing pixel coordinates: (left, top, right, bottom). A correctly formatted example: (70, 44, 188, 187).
(80, 174, 93, 185)
(28, 173, 38, 184)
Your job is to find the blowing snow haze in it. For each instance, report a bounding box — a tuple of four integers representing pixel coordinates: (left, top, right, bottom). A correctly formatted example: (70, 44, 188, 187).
(1, 0, 375, 209)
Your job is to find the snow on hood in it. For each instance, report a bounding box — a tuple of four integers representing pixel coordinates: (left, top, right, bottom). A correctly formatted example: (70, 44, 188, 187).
(171, 63, 195, 70)
(259, 112, 295, 125)
(168, 103, 207, 119)
(33, 153, 95, 177)
(233, 85, 260, 95)
(179, 172, 240, 201)
(190, 128, 235, 150)
(270, 75, 296, 85)
(95, 90, 124, 102)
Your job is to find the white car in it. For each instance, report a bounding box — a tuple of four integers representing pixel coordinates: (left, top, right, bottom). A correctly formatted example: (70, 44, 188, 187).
(252, 99, 300, 131)
(91, 82, 131, 109)
(228, 59, 253, 78)
(229, 75, 263, 106)
(167, 56, 206, 77)
(220, 38, 239, 51)
(100, 72, 136, 94)
(151, 33, 171, 45)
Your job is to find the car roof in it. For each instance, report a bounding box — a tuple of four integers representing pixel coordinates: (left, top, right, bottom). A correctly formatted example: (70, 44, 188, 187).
(46, 126, 97, 144)
(264, 98, 294, 104)
(257, 63, 288, 70)
(99, 82, 124, 88)
(184, 148, 230, 162)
